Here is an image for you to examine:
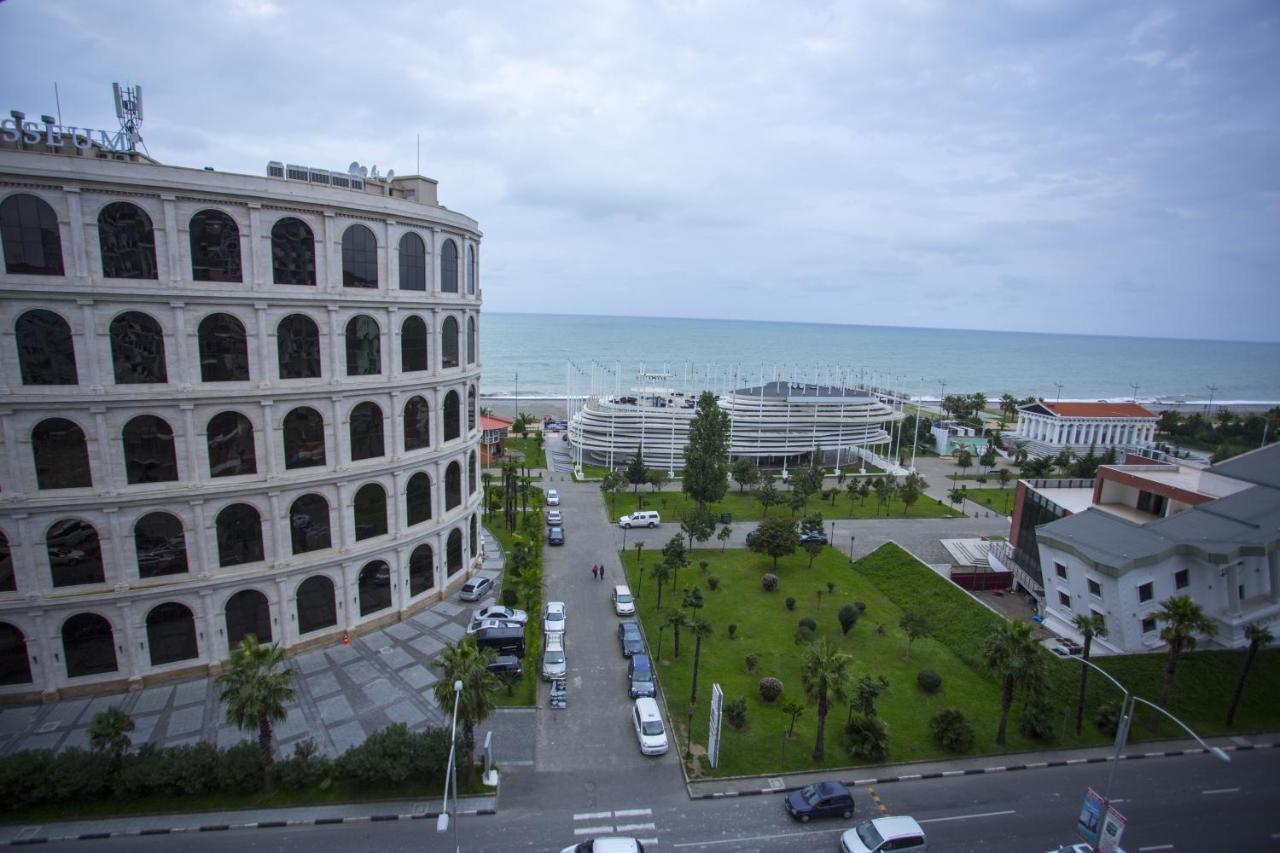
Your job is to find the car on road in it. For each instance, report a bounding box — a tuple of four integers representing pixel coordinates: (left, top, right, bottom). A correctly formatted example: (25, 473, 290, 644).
(1047, 637, 1084, 657)
(544, 601, 567, 635)
(542, 632, 566, 680)
(628, 653, 655, 698)
(485, 655, 523, 679)
(546, 489, 560, 506)
(632, 697, 668, 755)
(618, 621, 645, 656)
(466, 617, 522, 635)
(561, 838, 645, 853)
(618, 510, 661, 528)
(745, 529, 759, 548)
(548, 526, 565, 546)
(784, 780, 855, 822)
(613, 585, 635, 616)
(546, 509, 563, 526)
(799, 531, 828, 546)
(840, 816, 927, 852)
(472, 605, 528, 625)
(458, 576, 494, 602)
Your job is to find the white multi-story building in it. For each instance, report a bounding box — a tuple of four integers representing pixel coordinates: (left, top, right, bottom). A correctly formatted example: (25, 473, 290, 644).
(1012, 401, 1157, 459)
(0, 123, 483, 699)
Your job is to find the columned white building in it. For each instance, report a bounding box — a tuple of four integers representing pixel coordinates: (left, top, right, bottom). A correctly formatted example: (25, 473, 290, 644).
(1013, 401, 1157, 459)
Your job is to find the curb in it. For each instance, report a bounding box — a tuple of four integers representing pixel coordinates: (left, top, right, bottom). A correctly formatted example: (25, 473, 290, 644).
(687, 741, 1278, 800)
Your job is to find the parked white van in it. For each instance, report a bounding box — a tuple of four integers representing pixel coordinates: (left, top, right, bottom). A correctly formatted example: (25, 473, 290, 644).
(613, 585, 636, 616)
(632, 697, 668, 755)
(618, 510, 661, 529)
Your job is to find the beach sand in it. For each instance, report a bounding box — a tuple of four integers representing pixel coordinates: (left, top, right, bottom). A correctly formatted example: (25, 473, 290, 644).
(481, 396, 571, 421)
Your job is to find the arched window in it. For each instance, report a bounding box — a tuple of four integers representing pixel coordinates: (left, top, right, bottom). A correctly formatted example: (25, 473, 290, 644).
(33, 418, 91, 489)
(466, 245, 476, 295)
(225, 589, 271, 646)
(447, 528, 464, 576)
(98, 202, 157, 279)
(358, 561, 392, 616)
(47, 520, 104, 587)
(468, 386, 478, 432)
(404, 396, 431, 451)
(470, 514, 479, 558)
(445, 461, 462, 511)
(441, 316, 459, 369)
(398, 232, 426, 291)
(198, 313, 250, 382)
(349, 402, 385, 461)
(289, 494, 332, 554)
(444, 390, 461, 442)
(0, 532, 13, 593)
(296, 576, 337, 634)
(207, 411, 257, 477)
(469, 450, 478, 492)
(189, 209, 242, 282)
(283, 407, 326, 469)
(271, 217, 316, 285)
(62, 613, 117, 678)
(342, 224, 378, 288)
(15, 309, 77, 385)
(353, 483, 387, 541)
(345, 315, 381, 376)
(406, 472, 432, 526)
(276, 314, 321, 379)
(409, 544, 434, 597)
(401, 315, 428, 372)
(122, 415, 178, 484)
(109, 312, 168, 384)
(466, 316, 476, 365)
(440, 239, 459, 293)
(1, 193, 64, 275)
(216, 504, 264, 567)
(134, 512, 188, 578)
(0, 624, 32, 685)
(146, 603, 198, 666)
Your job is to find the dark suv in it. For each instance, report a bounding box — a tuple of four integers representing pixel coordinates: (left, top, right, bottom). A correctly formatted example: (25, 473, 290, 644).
(784, 781, 855, 822)
(618, 621, 646, 657)
(486, 655, 524, 679)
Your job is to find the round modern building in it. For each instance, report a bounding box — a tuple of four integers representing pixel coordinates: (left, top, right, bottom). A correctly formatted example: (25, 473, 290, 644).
(0, 135, 483, 700)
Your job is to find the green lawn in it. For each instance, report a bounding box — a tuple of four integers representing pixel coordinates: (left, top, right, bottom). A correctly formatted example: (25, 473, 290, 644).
(952, 486, 1016, 515)
(605, 488, 961, 524)
(485, 517, 541, 708)
(504, 436, 548, 469)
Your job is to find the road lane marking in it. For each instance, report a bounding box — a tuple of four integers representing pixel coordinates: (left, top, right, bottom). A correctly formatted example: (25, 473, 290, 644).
(673, 828, 845, 847)
(615, 809, 653, 817)
(1138, 845, 1174, 851)
(639, 840, 659, 847)
(918, 809, 1016, 824)
(1201, 787, 1240, 795)
(617, 823, 657, 832)
(575, 812, 613, 821)
(867, 785, 889, 816)
(575, 825, 616, 836)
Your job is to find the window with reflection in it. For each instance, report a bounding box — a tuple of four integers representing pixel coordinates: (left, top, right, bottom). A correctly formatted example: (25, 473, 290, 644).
(62, 613, 117, 678)
(353, 483, 387, 541)
(471, 514, 479, 558)
(283, 407, 326, 469)
(445, 461, 462, 511)
(123, 415, 178, 484)
(47, 519, 104, 587)
(406, 472, 432, 526)
(466, 245, 476, 295)
(342, 224, 378, 288)
(409, 544, 434, 597)
(441, 316, 459, 369)
(207, 411, 257, 477)
(189, 209, 242, 282)
(98, 202, 157, 279)
(404, 396, 431, 451)
(134, 512, 188, 578)
(296, 575, 337, 634)
(349, 402, 385, 461)
(216, 504, 264, 567)
(399, 232, 426, 291)
(289, 494, 332, 554)
(447, 528, 463, 576)
(401, 315, 428, 372)
(440, 239, 458, 293)
(277, 314, 321, 379)
(0, 533, 14, 593)
(33, 418, 91, 489)
(358, 561, 392, 616)
(345, 315, 381, 376)
(271, 217, 316, 285)
(146, 603, 198, 666)
(15, 309, 77, 385)
(225, 589, 271, 646)
(0, 624, 32, 685)
(468, 386, 477, 432)
(1, 193, 63, 275)
(109, 312, 168, 384)
(444, 390, 461, 442)
(466, 316, 476, 365)
(198, 313, 250, 382)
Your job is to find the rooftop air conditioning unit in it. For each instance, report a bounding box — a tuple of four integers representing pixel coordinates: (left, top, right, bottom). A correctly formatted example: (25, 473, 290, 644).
(266, 161, 284, 178)
(308, 169, 330, 185)
(285, 164, 308, 181)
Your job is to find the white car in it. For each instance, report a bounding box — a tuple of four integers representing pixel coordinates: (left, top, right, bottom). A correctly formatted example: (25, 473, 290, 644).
(543, 601, 566, 635)
(632, 697, 668, 755)
(472, 605, 528, 625)
(546, 489, 560, 506)
(466, 617, 522, 635)
(561, 838, 645, 853)
(613, 585, 635, 616)
(546, 509, 563, 526)
(618, 510, 660, 529)
(840, 817, 928, 852)
(542, 632, 566, 680)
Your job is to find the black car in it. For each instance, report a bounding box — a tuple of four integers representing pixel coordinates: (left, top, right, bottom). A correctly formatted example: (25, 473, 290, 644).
(799, 532, 829, 546)
(745, 529, 759, 548)
(785, 781, 855, 822)
(548, 526, 565, 546)
(486, 655, 524, 678)
(618, 621, 646, 657)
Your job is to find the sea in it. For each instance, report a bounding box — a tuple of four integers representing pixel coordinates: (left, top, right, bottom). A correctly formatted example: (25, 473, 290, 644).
(479, 312, 1280, 407)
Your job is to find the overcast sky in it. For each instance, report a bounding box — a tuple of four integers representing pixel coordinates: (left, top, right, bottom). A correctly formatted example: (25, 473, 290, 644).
(3, 1, 1277, 342)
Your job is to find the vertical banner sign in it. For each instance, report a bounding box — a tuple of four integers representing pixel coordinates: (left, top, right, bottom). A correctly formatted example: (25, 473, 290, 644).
(708, 684, 724, 769)
(1076, 788, 1105, 846)
(1098, 804, 1127, 853)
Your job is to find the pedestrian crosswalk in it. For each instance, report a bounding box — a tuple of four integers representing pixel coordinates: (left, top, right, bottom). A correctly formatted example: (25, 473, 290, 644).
(572, 807, 659, 846)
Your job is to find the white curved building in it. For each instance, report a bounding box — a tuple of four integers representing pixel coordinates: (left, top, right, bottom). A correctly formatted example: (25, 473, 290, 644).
(568, 381, 903, 471)
(0, 129, 483, 699)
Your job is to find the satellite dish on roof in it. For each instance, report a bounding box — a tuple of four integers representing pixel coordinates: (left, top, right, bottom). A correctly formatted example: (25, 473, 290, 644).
(385, 170, 395, 182)
(348, 161, 362, 176)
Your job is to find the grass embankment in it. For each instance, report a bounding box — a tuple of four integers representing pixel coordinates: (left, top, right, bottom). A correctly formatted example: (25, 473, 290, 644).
(485, 496, 545, 708)
(606, 488, 960, 524)
(951, 486, 1016, 515)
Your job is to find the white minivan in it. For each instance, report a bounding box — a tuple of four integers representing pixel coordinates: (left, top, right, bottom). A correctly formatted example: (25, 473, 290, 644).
(618, 510, 660, 529)
(632, 697, 668, 755)
(613, 585, 635, 616)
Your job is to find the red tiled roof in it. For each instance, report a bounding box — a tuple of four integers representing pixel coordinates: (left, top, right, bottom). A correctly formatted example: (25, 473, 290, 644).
(481, 414, 512, 430)
(1043, 402, 1156, 419)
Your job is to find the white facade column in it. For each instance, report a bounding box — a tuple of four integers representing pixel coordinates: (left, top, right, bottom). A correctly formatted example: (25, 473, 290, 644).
(254, 303, 271, 387)
(268, 491, 288, 565)
(321, 211, 338, 291)
(190, 500, 212, 578)
(247, 203, 265, 284)
(161, 194, 181, 284)
(102, 507, 127, 589)
(90, 407, 119, 490)
(62, 186, 89, 282)
(259, 400, 278, 477)
(327, 305, 343, 379)
(180, 405, 200, 483)
(383, 219, 396, 293)
(116, 601, 143, 680)
(1267, 551, 1280, 603)
(169, 302, 190, 384)
(78, 300, 102, 390)
(389, 390, 403, 459)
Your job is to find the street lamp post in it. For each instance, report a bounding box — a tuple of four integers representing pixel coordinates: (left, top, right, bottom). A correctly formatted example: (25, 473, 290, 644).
(436, 679, 464, 852)
(847, 535, 856, 564)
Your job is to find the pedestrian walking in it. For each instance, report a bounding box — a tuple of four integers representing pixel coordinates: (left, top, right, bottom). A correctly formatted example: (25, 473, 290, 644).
(598, 563, 604, 581)
(591, 565, 598, 580)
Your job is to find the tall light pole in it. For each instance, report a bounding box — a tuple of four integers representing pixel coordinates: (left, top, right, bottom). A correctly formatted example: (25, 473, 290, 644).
(437, 678, 464, 852)
(1206, 383, 1218, 417)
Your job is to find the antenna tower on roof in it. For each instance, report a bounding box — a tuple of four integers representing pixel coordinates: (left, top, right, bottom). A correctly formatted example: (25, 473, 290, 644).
(111, 82, 145, 153)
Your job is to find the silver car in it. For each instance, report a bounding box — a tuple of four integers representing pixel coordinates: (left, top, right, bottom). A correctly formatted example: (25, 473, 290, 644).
(542, 632, 566, 680)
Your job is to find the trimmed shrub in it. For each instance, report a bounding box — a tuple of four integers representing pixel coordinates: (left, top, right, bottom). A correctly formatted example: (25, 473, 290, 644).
(725, 697, 748, 730)
(798, 617, 817, 632)
(745, 654, 759, 673)
(218, 741, 265, 794)
(785, 596, 796, 611)
(727, 624, 737, 640)
(917, 670, 942, 693)
(794, 624, 817, 645)
(758, 677, 784, 702)
(854, 601, 867, 614)
(838, 603, 860, 635)
(277, 739, 332, 791)
(707, 575, 720, 591)
(761, 574, 779, 592)
(1095, 700, 1122, 737)
(930, 708, 975, 753)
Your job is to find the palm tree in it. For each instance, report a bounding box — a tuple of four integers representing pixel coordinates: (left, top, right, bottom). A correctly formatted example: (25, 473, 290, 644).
(982, 620, 1041, 746)
(433, 638, 500, 782)
(509, 568, 542, 613)
(1226, 623, 1273, 726)
(216, 634, 297, 793)
(651, 561, 673, 609)
(800, 638, 854, 761)
(666, 610, 687, 659)
(687, 617, 714, 705)
(1154, 595, 1217, 716)
(1072, 613, 1108, 735)
(999, 393, 1019, 427)
(88, 705, 135, 770)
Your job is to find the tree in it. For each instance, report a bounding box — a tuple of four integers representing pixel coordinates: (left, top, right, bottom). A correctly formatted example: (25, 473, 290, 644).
(432, 638, 500, 783)
(682, 584, 705, 615)
(841, 714, 890, 763)
(1072, 612, 1108, 735)
(899, 611, 931, 661)
(683, 390, 731, 507)
(666, 610, 687, 659)
(802, 540, 825, 569)
(1226, 623, 1273, 726)
(688, 617, 714, 705)
(651, 561, 672, 609)
(509, 568, 542, 612)
(845, 479, 860, 516)
(88, 706, 135, 770)
(837, 603, 861, 635)
(954, 448, 973, 478)
(850, 674, 890, 720)
(982, 620, 1042, 746)
(626, 451, 648, 497)
(799, 512, 825, 539)
(979, 444, 998, 474)
(755, 472, 781, 516)
(1053, 446, 1075, 475)
(731, 457, 761, 493)
(997, 468, 1012, 490)
(872, 477, 893, 515)
(647, 468, 670, 494)
(749, 515, 799, 570)
(662, 534, 690, 589)
(857, 479, 871, 507)
(1154, 595, 1217, 716)
(680, 504, 717, 550)
(898, 472, 927, 517)
(786, 488, 809, 516)
(999, 393, 1019, 427)
(781, 701, 805, 738)
(217, 634, 297, 793)
(600, 470, 626, 517)
(717, 525, 732, 550)
(800, 638, 854, 761)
